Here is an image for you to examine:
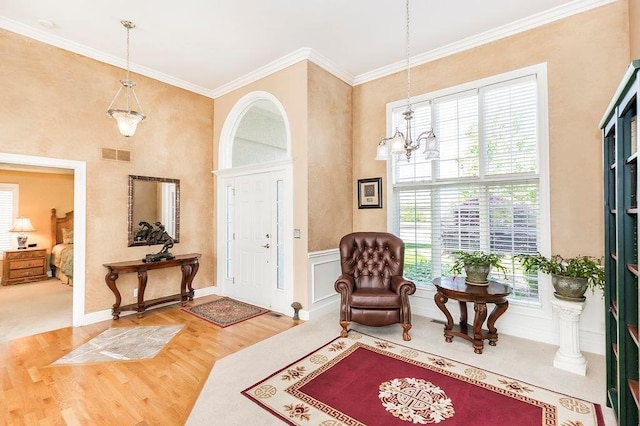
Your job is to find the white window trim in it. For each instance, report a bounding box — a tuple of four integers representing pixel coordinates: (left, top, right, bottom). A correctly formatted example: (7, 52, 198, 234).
(384, 62, 551, 315)
(0, 183, 19, 256)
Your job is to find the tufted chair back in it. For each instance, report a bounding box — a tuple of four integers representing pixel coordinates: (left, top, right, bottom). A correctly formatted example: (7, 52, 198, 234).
(339, 232, 405, 290)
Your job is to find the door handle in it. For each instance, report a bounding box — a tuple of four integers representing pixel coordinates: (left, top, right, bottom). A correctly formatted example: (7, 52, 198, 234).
(261, 243, 270, 248)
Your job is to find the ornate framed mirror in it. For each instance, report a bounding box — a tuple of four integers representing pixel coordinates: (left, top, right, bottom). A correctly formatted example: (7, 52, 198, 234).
(128, 175, 180, 247)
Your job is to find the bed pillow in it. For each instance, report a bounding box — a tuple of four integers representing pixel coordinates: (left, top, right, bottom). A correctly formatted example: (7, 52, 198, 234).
(62, 228, 74, 244)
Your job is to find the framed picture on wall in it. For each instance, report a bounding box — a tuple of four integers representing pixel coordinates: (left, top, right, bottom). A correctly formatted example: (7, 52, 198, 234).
(357, 177, 382, 209)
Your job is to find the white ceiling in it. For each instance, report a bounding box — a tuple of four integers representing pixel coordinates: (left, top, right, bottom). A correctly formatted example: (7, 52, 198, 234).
(0, 0, 614, 98)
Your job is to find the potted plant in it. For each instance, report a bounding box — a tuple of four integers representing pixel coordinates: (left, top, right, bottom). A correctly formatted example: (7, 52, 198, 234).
(515, 253, 605, 302)
(450, 250, 508, 285)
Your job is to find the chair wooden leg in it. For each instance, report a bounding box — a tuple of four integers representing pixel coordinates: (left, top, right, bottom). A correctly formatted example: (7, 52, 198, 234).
(402, 323, 412, 341)
(340, 321, 349, 337)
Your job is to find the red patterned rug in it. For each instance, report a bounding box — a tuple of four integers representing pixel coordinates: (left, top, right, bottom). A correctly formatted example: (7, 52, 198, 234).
(243, 332, 604, 425)
(183, 297, 269, 327)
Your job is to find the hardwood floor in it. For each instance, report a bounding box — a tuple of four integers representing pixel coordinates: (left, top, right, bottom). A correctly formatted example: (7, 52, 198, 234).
(0, 295, 299, 425)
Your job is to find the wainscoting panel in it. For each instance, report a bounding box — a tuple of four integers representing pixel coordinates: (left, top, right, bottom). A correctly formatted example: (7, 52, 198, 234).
(307, 249, 340, 318)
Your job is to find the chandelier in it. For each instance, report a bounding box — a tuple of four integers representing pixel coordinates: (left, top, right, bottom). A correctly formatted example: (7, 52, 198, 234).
(375, 0, 438, 162)
(107, 20, 146, 138)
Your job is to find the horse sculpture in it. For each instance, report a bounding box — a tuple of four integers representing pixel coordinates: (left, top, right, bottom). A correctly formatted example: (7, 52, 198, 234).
(142, 222, 175, 263)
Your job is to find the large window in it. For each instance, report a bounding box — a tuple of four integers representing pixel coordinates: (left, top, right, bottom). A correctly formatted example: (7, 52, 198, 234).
(0, 184, 19, 254)
(390, 67, 547, 304)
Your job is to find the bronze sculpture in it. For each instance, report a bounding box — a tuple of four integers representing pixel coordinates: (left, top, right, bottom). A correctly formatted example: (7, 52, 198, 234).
(142, 222, 175, 262)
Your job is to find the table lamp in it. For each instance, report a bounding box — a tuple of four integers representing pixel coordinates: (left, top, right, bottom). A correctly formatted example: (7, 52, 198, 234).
(10, 217, 35, 249)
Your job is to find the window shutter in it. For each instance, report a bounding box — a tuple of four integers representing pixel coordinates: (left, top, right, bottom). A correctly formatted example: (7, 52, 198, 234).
(0, 185, 18, 252)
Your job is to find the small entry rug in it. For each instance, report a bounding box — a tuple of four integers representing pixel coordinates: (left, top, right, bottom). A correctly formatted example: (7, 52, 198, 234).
(52, 325, 184, 364)
(183, 297, 269, 327)
(242, 332, 604, 425)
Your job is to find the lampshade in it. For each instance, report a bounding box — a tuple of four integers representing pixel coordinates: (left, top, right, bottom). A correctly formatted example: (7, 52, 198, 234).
(375, 140, 390, 161)
(10, 217, 35, 233)
(10, 217, 35, 249)
(108, 108, 145, 137)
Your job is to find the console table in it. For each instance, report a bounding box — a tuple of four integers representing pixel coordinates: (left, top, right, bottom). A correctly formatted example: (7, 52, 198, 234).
(104, 253, 201, 319)
(433, 276, 512, 354)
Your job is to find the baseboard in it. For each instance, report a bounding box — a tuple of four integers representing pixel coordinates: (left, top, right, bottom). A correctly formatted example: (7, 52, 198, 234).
(81, 309, 113, 325)
(81, 285, 220, 326)
(194, 285, 219, 298)
(305, 298, 337, 320)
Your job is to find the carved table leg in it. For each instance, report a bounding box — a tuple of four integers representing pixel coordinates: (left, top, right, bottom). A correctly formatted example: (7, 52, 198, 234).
(180, 264, 190, 305)
(181, 260, 199, 304)
(458, 301, 468, 334)
(136, 271, 148, 318)
(105, 270, 121, 320)
(473, 302, 488, 354)
(434, 291, 454, 343)
(487, 300, 509, 346)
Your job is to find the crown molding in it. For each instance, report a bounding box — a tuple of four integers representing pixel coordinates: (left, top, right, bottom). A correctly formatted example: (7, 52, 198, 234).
(306, 49, 354, 85)
(1, 0, 618, 97)
(210, 47, 312, 98)
(0, 17, 212, 97)
(353, 0, 618, 85)
(210, 48, 353, 98)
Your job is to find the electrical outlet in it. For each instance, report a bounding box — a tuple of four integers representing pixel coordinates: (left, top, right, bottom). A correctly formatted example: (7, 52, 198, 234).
(133, 288, 138, 298)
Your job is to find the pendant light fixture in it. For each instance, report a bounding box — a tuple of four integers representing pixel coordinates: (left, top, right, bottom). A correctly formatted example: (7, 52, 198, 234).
(376, 0, 438, 162)
(107, 20, 146, 138)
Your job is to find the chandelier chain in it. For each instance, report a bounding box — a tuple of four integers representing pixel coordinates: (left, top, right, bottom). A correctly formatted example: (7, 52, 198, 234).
(405, 0, 411, 110)
(125, 23, 131, 82)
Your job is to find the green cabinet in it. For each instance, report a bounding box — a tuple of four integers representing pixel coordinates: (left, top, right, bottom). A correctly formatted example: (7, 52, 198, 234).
(601, 60, 640, 425)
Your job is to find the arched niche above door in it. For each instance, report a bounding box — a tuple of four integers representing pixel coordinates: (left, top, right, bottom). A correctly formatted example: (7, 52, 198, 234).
(227, 95, 289, 168)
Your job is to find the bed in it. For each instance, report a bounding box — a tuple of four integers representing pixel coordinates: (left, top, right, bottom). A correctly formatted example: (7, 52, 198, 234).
(50, 208, 74, 285)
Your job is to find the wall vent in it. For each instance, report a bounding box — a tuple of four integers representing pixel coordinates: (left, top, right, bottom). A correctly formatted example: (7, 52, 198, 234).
(117, 150, 131, 162)
(102, 148, 131, 162)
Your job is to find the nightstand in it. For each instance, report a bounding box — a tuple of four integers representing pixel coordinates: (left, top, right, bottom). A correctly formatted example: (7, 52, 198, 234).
(2, 248, 48, 285)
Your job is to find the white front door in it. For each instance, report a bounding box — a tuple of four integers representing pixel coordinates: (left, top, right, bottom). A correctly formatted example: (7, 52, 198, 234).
(231, 171, 280, 307)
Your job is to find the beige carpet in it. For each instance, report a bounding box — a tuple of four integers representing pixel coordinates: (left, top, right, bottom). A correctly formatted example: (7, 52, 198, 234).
(187, 312, 616, 425)
(0, 278, 72, 343)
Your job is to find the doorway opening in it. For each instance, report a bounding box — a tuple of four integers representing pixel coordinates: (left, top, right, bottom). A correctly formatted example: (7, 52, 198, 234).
(215, 92, 293, 315)
(0, 153, 86, 338)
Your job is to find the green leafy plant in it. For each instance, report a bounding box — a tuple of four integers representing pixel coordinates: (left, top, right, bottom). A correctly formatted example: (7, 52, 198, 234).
(514, 253, 605, 292)
(450, 250, 508, 277)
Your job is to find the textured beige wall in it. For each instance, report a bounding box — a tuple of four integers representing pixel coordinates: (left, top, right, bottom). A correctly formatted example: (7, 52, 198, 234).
(0, 30, 215, 312)
(353, 1, 629, 258)
(213, 61, 310, 305)
(307, 63, 353, 251)
(631, 0, 640, 60)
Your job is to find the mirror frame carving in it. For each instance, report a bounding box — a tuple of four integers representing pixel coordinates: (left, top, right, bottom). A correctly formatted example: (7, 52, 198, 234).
(128, 175, 180, 247)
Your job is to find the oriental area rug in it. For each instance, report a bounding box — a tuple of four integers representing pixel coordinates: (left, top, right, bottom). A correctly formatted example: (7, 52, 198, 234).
(183, 297, 269, 327)
(242, 332, 604, 426)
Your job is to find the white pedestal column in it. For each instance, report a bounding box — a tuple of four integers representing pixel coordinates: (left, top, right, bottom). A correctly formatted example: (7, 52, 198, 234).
(551, 298, 588, 376)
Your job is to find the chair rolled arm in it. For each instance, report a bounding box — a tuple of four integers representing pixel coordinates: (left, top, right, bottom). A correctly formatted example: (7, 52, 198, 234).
(390, 275, 417, 296)
(335, 274, 355, 294)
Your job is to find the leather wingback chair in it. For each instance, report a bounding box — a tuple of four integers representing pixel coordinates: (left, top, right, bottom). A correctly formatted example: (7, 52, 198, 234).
(334, 232, 416, 341)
